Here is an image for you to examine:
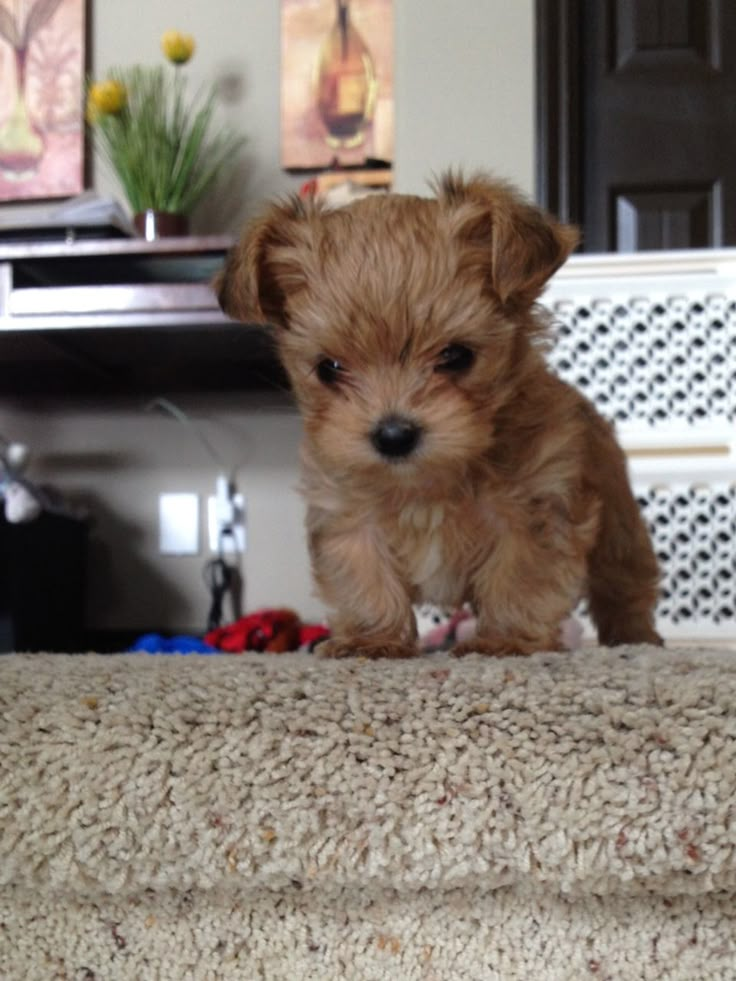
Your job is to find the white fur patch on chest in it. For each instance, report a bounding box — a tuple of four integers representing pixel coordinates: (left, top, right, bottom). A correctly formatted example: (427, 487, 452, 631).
(395, 502, 463, 605)
(398, 502, 446, 535)
(414, 535, 444, 585)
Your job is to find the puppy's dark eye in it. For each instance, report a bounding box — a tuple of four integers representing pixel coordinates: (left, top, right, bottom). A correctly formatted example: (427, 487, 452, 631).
(435, 343, 475, 374)
(316, 357, 345, 385)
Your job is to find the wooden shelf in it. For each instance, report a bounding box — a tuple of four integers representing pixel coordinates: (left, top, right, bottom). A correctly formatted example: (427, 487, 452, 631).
(0, 235, 285, 394)
(0, 235, 233, 332)
(0, 234, 234, 261)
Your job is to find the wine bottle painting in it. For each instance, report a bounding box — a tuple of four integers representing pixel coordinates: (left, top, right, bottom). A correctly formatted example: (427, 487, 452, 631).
(0, 0, 85, 202)
(281, 0, 393, 170)
(315, 0, 376, 149)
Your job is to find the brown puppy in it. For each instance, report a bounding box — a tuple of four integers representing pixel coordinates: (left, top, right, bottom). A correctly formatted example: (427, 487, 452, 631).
(217, 173, 662, 658)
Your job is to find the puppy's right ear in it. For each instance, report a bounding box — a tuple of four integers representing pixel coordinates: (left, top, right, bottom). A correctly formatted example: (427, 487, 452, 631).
(215, 196, 313, 327)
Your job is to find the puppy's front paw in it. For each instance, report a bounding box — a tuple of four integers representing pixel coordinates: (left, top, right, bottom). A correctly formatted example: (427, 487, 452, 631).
(316, 638, 419, 659)
(452, 634, 562, 658)
(597, 620, 664, 647)
(452, 638, 518, 658)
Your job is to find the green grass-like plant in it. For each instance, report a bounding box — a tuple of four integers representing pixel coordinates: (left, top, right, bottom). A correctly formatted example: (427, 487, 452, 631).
(88, 34, 244, 216)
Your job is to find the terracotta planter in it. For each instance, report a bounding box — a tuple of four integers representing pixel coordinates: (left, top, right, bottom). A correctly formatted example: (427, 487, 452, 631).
(133, 210, 189, 241)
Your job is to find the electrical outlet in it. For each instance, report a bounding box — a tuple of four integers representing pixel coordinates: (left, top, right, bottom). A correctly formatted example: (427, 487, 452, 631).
(159, 493, 200, 555)
(207, 493, 246, 553)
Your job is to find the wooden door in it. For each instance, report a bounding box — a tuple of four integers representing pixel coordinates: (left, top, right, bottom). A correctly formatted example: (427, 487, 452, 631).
(537, 0, 736, 252)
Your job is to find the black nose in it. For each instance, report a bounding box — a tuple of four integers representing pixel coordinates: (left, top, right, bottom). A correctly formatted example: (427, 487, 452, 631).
(370, 415, 422, 459)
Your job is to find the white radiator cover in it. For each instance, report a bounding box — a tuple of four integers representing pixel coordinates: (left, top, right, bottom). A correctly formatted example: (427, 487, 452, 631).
(543, 249, 736, 642)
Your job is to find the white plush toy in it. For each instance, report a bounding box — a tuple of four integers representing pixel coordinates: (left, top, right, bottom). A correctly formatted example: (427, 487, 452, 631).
(415, 601, 585, 652)
(3, 480, 42, 523)
(0, 440, 42, 524)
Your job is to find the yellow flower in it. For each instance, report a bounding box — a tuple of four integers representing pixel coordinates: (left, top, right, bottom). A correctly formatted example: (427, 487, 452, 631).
(88, 79, 127, 116)
(161, 30, 195, 65)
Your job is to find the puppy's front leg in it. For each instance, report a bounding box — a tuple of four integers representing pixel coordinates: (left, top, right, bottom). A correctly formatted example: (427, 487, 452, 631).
(310, 520, 418, 659)
(454, 530, 587, 657)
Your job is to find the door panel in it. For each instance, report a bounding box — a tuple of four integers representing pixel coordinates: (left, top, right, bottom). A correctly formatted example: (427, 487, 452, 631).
(614, 183, 721, 251)
(537, 0, 736, 252)
(612, 0, 718, 70)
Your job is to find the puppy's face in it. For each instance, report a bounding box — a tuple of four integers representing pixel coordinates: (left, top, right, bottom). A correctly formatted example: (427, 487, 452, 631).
(217, 174, 577, 486)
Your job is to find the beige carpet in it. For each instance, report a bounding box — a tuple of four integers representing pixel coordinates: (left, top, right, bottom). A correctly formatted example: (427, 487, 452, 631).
(1, 646, 735, 979)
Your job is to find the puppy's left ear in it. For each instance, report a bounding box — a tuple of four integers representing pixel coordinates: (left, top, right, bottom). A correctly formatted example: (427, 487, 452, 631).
(438, 173, 579, 308)
(214, 196, 314, 328)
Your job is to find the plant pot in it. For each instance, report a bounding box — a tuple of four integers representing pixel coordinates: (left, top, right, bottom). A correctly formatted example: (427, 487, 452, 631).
(133, 210, 189, 241)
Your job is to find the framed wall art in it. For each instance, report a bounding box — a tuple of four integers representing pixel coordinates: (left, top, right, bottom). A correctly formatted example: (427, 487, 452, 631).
(281, 0, 393, 172)
(0, 0, 86, 203)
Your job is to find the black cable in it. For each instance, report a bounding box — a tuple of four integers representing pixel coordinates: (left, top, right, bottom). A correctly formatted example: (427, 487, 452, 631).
(203, 557, 234, 632)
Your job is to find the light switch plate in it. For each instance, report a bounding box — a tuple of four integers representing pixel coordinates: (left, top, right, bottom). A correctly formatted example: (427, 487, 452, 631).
(159, 493, 199, 555)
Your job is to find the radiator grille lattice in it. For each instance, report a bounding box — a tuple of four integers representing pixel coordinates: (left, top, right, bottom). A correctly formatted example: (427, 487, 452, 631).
(635, 482, 736, 629)
(546, 294, 736, 426)
(542, 285, 735, 638)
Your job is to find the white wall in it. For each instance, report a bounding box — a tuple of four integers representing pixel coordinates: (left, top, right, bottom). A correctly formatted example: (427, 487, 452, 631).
(1, 393, 314, 633)
(393, 2, 535, 195)
(1, 1, 535, 639)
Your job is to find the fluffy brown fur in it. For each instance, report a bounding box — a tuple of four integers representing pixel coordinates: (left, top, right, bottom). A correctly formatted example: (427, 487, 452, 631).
(217, 173, 663, 658)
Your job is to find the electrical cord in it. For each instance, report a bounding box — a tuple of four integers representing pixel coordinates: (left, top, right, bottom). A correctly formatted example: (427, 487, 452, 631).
(144, 397, 243, 629)
(203, 556, 234, 632)
(144, 397, 229, 473)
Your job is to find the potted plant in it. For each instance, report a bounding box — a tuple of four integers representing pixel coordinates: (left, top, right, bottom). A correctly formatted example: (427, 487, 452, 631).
(87, 30, 244, 238)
